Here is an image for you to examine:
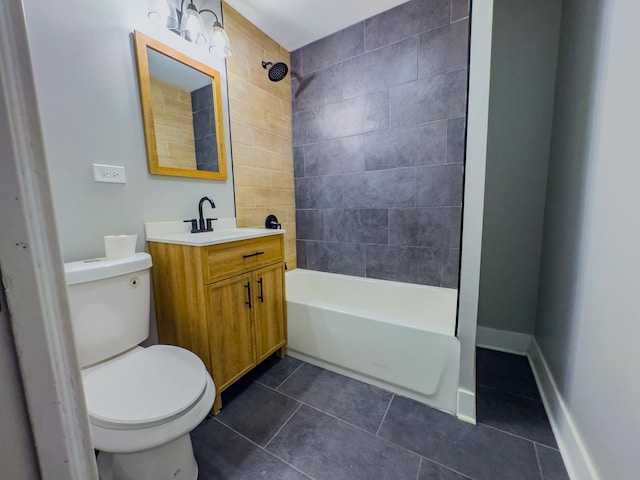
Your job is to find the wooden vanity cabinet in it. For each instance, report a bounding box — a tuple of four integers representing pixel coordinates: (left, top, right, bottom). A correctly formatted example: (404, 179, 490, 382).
(148, 234, 287, 414)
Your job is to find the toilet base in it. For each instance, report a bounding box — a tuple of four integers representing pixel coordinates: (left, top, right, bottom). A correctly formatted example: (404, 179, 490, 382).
(97, 433, 198, 480)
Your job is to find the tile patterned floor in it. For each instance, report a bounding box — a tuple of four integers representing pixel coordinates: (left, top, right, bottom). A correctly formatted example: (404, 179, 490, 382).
(192, 349, 570, 480)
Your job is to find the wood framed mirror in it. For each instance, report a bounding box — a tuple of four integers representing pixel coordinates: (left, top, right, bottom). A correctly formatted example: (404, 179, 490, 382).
(133, 30, 227, 180)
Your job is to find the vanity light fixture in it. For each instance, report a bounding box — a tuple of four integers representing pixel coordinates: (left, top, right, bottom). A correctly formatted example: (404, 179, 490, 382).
(148, 0, 232, 58)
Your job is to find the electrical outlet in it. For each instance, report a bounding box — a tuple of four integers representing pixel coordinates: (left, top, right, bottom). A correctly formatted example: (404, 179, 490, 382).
(93, 164, 126, 184)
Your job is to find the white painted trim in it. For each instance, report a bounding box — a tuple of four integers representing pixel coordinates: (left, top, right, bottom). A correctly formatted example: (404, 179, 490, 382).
(528, 339, 600, 480)
(476, 326, 532, 355)
(0, 2, 98, 478)
(456, 388, 476, 424)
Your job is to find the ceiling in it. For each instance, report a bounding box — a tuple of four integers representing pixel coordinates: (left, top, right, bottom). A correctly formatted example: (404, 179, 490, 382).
(223, 0, 412, 51)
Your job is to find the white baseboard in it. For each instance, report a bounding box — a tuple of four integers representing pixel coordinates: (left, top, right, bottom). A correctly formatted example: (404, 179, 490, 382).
(528, 339, 600, 480)
(476, 326, 532, 354)
(456, 388, 476, 424)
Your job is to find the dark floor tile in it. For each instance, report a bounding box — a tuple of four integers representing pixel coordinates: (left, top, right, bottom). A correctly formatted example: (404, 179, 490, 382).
(193, 418, 305, 480)
(536, 445, 570, 480)
(476, 348, 541, 401)
(418, 458, 471, 479)
(248, 355, 303, 389)
(267, 405, 420, 480)
(477, 385, 557, 448)
(217, 380, 301, 447)
(378, 396, 541, 480)
(277, 363, 393, 433)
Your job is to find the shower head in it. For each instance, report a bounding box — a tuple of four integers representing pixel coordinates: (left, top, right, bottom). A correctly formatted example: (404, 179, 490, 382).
(262, 61, 289, 82)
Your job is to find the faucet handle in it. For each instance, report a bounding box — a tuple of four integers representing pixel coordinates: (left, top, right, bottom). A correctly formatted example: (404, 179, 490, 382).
(183, 219, 198, 233)
(205, 218, 218, 231)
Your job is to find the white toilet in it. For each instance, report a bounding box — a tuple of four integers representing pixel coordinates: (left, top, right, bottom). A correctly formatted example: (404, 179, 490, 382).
(64, 252, 215, 480)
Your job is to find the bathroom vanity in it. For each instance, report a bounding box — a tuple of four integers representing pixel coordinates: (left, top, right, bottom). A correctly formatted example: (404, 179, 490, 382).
(145, 222, 287, 414)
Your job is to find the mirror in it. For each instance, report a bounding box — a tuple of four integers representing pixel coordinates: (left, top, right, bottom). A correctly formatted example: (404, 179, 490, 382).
(133, 31, 227, 180)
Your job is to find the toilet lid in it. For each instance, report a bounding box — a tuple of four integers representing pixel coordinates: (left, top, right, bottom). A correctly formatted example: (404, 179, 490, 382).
(83, 345, 207, 427)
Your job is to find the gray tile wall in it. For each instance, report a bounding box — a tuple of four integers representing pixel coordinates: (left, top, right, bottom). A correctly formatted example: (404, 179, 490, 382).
(191, 85, 219, 172)
(291, 0, 469, 288)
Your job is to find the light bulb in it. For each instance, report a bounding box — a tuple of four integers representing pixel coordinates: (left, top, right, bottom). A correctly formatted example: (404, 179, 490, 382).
(180, 4, 207, 44)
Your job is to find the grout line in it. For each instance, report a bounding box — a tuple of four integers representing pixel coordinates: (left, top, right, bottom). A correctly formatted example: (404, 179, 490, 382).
(264, 403, 303, 450)
(376, 394, 394, 436)
(477, 382, 545, 403)
(420, 456, 476, 480)
(415, 457, 423, 480)
(534, 443, 546, 480)
(479, 421, 556, 449)
(274, 361, 305, 390)
(213, 417, 316, 480)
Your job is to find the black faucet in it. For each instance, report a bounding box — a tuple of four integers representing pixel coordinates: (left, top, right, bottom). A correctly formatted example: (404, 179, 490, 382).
(184, 196, 217, 233)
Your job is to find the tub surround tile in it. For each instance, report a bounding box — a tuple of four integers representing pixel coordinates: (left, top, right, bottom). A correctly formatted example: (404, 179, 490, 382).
(296, 240, 308, 268)
(290, 48, 302, 78)
(536, 444, 570, 480)
(303, 135, 366, 176)
(342, 169, 416, 209)
(446, 117, 466, 164)
(451, 0, 470, 22)
(292, 64, 343, 114)
(418, 19, 469, 78)
(292, 107, 323, 146)
(365, 122, 447, 171)
(293, 146, 305, 178)
(192, 419, 305, 480)
(322, 92, 389, 139)
(300, 22, 364, 75)
(342, 38, 418, 99)
(267, 405, 421, 480)
(296, 209, 325, 241)
(416, 163, 464, 207)
(306, 241, 366, 277)
(295, 175, 345, 209)
(323, 208, 389, 244)
(441, 248, 461, 288)
(366, 245, 443, 285)
(477, 385, 557, 448)
(277, 364, 393, 433)
(418, 459, 471, 480)
(248, 355, 303, 389)
(216, 379, 301, 447)
(389, 207, 461, 249)
(390, 69, 467, 127)
(378, 396, 541, 480)
(364, 0, 451, 51)
(476, 348, 542, 401)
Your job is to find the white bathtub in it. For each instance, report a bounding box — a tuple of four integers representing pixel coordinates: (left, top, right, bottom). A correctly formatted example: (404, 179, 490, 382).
(285, 269, 461, 414)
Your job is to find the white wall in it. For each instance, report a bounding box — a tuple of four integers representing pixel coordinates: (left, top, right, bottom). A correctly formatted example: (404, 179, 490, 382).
(478, 0, 561, 334)
(22, 0, 235, 263)
(535, 0, 640, 478)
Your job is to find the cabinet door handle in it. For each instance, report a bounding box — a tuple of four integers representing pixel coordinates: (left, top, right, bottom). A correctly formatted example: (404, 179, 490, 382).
(245, 282, 252, 309)
(258, 277, 264, 303)
(243, 251, 264, 259)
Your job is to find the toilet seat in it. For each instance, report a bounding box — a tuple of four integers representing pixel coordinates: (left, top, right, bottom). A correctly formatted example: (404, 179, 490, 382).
(83, 345, 207, 430)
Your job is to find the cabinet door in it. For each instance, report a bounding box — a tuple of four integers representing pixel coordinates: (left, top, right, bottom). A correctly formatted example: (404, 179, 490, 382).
(206, 273, 256, 390)
(252, 263, 286, 362)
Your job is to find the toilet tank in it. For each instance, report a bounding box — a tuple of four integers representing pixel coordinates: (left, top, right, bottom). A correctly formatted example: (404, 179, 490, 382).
(64, 253, 153, 367)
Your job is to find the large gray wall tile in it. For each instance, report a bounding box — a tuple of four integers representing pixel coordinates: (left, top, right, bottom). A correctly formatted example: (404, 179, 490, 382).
(296, 240, 308, 268)
(293, 146, 305, 178)
(416, 163, 464, 206)
(342, 169, 415, 208)
(446, 116, 466, 164)
(290, 48, 301, 78)
(342, 38, 417, 99)
(365, 121, 446, 171)
(300, 22, 364, 74)
(451, 0, 470, 22)
(293, 107, 323, 146)
(295, 175, 345, 209)
(307, 241, 366, 276)
(389, 207, 461, 248)
(296, 209, 324, 240)
(323, 92, 389, 139)
(366, 245, 442, 285)
(441, 248, 460, 288)
(324, 209, 388, 244)
(418, 19, 469, 78)
(390, 69, 467, 127)
(304, 135, 365, 176)
(364, 0, 451, 51)
(292, 64, 342, 113)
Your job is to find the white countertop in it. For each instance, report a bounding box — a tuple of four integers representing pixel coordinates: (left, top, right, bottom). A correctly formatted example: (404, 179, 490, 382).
(144, 220, 285, 247)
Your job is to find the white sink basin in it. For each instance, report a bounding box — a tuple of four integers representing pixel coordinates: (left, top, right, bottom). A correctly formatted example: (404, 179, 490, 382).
(144, 221, 285, 247)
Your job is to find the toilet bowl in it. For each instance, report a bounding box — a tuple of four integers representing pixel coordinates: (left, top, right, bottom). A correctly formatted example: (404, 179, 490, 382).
(64, 253, 215, 480)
